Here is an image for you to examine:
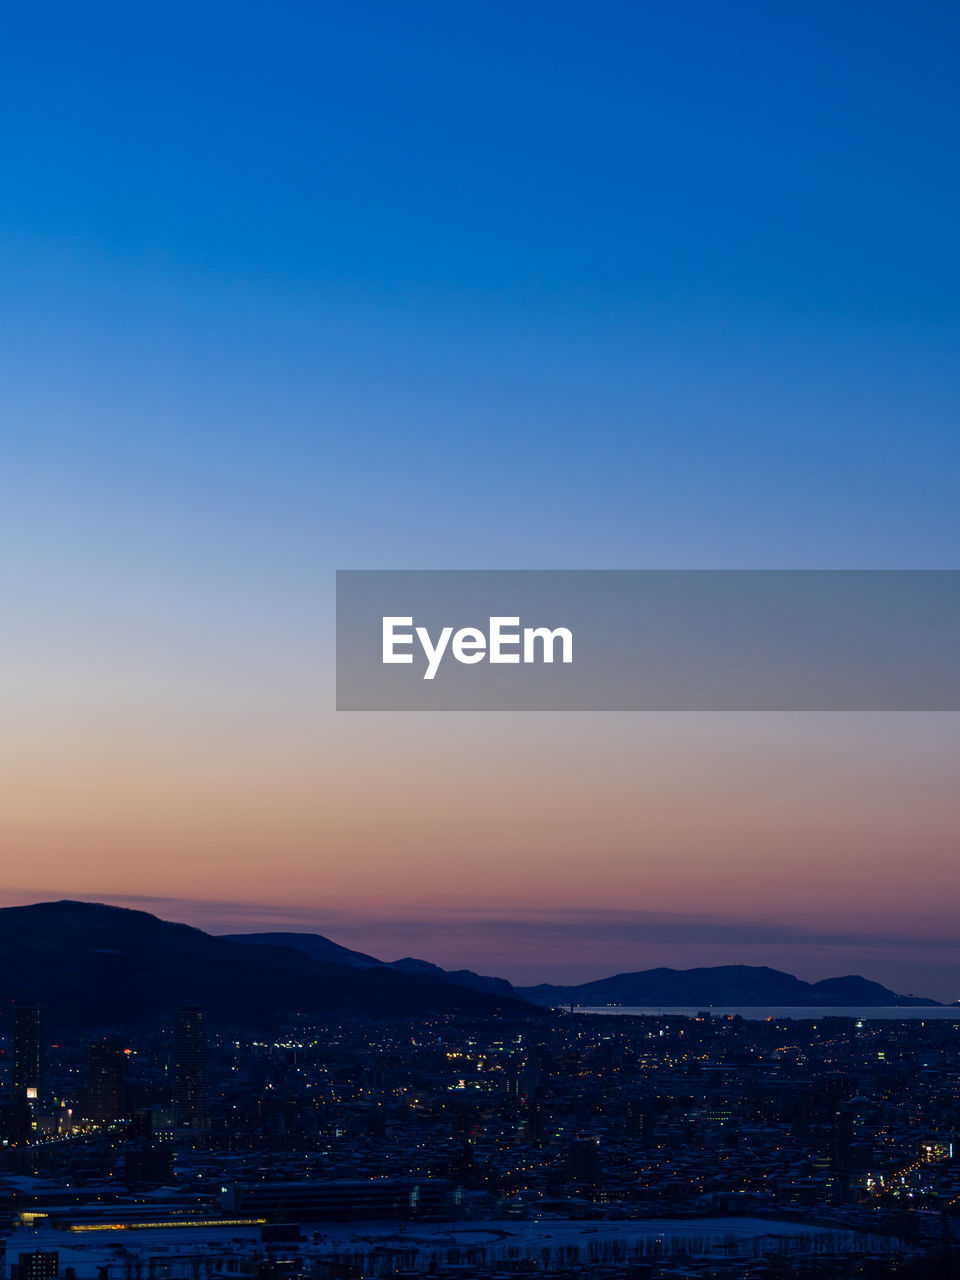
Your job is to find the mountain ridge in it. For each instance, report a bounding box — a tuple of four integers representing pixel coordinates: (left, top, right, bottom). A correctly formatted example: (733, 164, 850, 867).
(517, 963, 940, 1008)
(0, 903, 940, 1034)
(0, 900, 532, 1031)
(223, 931, 521, 999)
(223, 932, 939, 1008)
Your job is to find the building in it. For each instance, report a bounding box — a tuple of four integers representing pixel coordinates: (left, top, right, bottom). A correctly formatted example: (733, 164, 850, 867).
(11, 1253, 58, 1280)
(86, 1039, 128, 1125)
(124, 1141, 175, 1188)
(13, 1006, 41, 1100)
(221, 1179, 452, 1221)
(173, 1006, 207, 1126)
(566, 1140, 602, 1186)
(0, 1097, 34, 1145)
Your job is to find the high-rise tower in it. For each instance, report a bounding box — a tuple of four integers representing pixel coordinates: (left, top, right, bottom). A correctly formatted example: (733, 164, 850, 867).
(173, 1006, 207, 1126)
(12, 1006, 41, 1100)
(86, 1039, 128, 1125)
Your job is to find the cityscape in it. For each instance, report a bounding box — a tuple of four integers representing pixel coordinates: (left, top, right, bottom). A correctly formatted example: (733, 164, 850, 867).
(1, 906, 960, 1278)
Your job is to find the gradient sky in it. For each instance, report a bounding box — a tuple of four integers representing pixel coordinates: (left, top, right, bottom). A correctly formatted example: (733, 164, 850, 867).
(2, 3, 959, 996)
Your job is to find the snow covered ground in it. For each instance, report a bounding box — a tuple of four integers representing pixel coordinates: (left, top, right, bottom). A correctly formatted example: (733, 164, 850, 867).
(8, 1214, 900, 1275)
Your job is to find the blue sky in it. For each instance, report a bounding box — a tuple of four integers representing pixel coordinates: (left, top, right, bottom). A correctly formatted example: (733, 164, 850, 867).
(4, 2, 960, 583)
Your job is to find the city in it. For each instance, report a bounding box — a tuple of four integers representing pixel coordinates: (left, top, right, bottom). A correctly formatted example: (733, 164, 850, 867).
(2, 1003, 959, 1278)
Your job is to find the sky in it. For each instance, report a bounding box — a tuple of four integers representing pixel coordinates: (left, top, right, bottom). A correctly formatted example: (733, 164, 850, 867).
(1, 2, 959, 996)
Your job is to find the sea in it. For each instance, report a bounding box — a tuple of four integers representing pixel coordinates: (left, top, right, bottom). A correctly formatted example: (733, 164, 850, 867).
(574, 1005, 960, 1021)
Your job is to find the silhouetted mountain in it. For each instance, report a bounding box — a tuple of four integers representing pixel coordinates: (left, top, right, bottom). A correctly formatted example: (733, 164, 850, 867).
(387, 957, 519, 999)
(225, 932, 525, 1001)
(518, 964, 940, 1008)
(222, 931, 380, 969)
(0, 901, 533, 1032)
(807, 975, 928, 1004)
(3, 904, 938, 1032)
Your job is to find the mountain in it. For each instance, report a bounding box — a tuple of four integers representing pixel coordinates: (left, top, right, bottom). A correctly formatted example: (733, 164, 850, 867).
(518, 964, 940, 1008)
(1, 904, 938, 1032)
(226, 937, 934, 1010)
(222, 931, 380, 969)
(0, 901, 534, 1032)
(224, 931, 525, 1001)
(807, 975, 929, 1004)
(389, 957, 519, 999)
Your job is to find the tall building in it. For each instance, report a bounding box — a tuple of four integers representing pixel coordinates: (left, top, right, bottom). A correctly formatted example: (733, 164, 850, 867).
(0, 1097, 34, 1146)
(12, 1005, 41, 1100)
(173, 1006, 207, 1126)
(86, 1039, 128, 1125)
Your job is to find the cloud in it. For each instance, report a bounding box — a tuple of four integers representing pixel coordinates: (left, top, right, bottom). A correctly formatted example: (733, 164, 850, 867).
(0, 889, 353, 932)
(1, 889, 953, 952)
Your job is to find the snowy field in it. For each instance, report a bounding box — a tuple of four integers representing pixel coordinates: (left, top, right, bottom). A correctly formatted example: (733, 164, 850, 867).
(9, 1215, 902, 1274)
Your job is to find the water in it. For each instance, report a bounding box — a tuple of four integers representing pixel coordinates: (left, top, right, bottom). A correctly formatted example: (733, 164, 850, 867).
(574, 1004, 960, 1021)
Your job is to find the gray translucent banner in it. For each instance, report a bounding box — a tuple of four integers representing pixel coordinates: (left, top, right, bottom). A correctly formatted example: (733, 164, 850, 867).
(336, 570, 960, 710)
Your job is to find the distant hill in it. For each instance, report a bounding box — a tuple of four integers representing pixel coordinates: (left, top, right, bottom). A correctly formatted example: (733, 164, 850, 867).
(1, 903, 938, 1032)
(224, 932, 525, 1001)
(0, 901, 534, 1032)
(518, 964, 940, 1008)
(222, 931, 380, 969)
(389, 957, 519, 1000)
